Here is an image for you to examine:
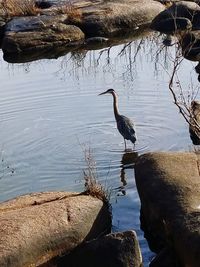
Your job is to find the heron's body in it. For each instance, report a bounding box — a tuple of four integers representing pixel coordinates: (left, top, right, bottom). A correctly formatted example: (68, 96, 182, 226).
(99, 89, 136, 149)
(116, 115, 136, 144)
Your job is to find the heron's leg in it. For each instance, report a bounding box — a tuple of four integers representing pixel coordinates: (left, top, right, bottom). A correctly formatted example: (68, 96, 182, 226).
(124, 138, 127, 150)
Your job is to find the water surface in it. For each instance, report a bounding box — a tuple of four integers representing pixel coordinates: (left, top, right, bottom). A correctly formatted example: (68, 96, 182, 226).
(0, 33, 198, 265)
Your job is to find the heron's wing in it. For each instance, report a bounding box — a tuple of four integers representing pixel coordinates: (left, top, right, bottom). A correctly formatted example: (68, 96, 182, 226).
(117, 115, 136, 142)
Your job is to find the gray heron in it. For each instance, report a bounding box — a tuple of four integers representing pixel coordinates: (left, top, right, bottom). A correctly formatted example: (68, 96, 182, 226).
(99, 89, 136, 149)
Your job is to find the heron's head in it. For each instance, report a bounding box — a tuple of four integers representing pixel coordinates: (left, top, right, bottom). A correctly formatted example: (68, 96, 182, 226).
(98, 88, 116, 96)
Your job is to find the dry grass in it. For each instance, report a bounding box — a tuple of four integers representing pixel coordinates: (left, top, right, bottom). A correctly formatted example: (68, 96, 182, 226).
(0, 0, 82, 21)
(56, 2, 82, 23)
(83, 146, 110, 204)
(0, 0, 40, 16)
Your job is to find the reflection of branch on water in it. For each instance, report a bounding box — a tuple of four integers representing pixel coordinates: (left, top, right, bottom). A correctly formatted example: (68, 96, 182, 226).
(169, 48, 189, 123)
(97, 46, 112, 66)
(155, 44, 169, 62)
(118, 41, 133, 57)
(50, 33, 178, 86)
(168, 43, 200, 140)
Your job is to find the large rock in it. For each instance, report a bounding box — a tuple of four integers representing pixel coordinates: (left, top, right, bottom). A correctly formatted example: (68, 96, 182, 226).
(78, 0, 165, 37)
(179, 30, 200, 60)
(1, 0, 164, 54)
(0, 191, 111, 267)
(2, 15, 85, 54)
(59, 230, 142, 267)
(134, 152, 200, 267)
(151, 1, 200, 33)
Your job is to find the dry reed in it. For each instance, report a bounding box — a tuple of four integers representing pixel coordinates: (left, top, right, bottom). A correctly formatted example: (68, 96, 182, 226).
(83, 146, 110, 204)
(1, 0, 40, 16)
(56, 2, 82, 23)
(0, 0, 82, 21)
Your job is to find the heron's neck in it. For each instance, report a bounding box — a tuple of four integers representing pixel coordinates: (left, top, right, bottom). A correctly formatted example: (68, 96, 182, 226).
(112, 92, 120, 120)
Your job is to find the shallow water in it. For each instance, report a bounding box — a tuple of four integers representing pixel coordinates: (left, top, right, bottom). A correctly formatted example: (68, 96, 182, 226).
(0, 33, 199, 265)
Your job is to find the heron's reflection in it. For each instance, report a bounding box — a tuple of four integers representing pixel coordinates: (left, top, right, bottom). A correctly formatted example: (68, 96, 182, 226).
(116, 149, 138, 196)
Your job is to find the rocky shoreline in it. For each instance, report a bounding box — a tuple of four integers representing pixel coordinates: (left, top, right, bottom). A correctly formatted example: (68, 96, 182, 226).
(1, 0, 200, 64)
(1, 151, 200, 267)
(1, 1, 200, 266)
(0, 191, 142, 267)
(1, 0, 200, 62)
(0, 0, 165, 61)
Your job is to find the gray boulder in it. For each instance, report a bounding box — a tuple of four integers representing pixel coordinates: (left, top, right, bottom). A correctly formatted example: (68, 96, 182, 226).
(151, 1, 200, 33)
(179, 30, 200, 60)
(2, 15, 85, 54)
(152, 17, 192, 33)
(135, 152, 200, 267)
(60, 230, 142, 267)
(1, 0, 165, 54)
(0, 191, 111, 267)
(78, 0, 165, 37)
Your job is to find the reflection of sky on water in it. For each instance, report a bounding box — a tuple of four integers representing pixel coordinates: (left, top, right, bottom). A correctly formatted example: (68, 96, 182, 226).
(0, 35, 199, 266)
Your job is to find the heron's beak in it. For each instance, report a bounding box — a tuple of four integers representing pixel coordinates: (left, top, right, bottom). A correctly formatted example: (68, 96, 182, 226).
(98, 91, 107, 96)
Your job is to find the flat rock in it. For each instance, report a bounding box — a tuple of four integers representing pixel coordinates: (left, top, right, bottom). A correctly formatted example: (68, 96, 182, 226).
(0, 191, 111, 267)
(134, 152, 200, 267)
(2, 15, 85, 53)
(5, 14, 69, 32)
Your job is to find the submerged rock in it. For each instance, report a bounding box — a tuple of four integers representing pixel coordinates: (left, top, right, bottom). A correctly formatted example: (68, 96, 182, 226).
(135, 152, 200, 267)
(60, 231, 142, 267)
(85, 36, 109, 45)
(0, 191, 111, 267)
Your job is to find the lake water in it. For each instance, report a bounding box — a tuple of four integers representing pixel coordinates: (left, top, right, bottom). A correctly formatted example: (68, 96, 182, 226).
(0, 32, 199, 265)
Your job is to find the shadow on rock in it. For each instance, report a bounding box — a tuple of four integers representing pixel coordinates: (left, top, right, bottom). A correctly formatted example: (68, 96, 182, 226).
(151, 1, 200, 34)
(57, 231, 142, 267)
(135, 152, 200, 266)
